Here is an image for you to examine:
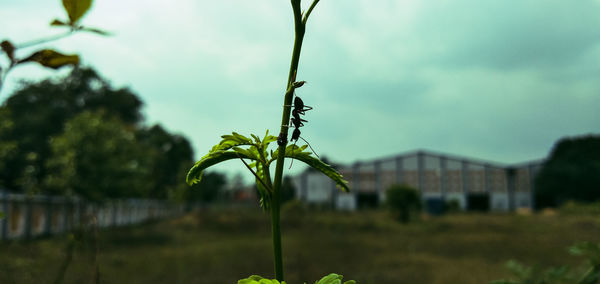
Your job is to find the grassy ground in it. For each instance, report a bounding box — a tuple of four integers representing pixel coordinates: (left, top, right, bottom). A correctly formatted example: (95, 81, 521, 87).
(0, 207, 599, 284)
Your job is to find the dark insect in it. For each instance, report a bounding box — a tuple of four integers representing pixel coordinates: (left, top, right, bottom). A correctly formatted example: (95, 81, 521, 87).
(287, 88, 318, 168)
(293, 96, 312, 115)
(277, 132, 287, 146)
(291, 128, 301, 143)
(290, 112, 307, 129)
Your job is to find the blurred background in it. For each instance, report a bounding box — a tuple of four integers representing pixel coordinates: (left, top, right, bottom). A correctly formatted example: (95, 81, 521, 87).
(1, 0, 599, 283)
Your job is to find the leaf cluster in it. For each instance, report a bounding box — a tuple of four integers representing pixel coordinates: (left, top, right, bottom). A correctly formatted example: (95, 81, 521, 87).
(187, 131, 348, 210)
(238, 273, 356, 284)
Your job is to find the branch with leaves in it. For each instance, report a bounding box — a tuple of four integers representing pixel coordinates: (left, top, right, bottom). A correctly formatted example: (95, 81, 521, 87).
(0, 0, 108, 94)
(186, 0, 351, 281)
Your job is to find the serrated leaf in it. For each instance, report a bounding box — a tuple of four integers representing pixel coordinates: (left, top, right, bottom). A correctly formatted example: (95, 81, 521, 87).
(1, 40, 15, 61)
(210, 132, 255, 153)
(18, 49, 79, 69)
(62, 0, 93, 24)
(273, 145, 349, 192)
(187, 151, 256, 185)
(233, 146, 260, 161)
(251, 134, 261, 144)
(50, 19, 69, 26)
(262, 130, 277, 150)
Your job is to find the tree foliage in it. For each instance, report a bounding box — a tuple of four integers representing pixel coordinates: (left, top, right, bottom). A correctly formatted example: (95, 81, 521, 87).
(386, 184, 422, 223)
(0, 68, 143, 191)
(44, 110, 152, 201)
(0, 67, 197, 201)
(535, 135, 600, 208)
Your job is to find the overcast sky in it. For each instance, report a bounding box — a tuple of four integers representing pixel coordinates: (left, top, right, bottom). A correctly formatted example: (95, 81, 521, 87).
(2, 0, 600, 178)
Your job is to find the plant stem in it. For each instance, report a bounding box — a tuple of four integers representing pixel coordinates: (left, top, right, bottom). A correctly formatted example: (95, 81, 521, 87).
(270, 0, 319, 281)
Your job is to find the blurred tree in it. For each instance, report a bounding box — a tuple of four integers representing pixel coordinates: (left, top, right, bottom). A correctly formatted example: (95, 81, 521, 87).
(0, 108, 17, 187)
(280, 176, 296, 204)
(386, 184, 421, 223)
(185, 172, 227, 203)
(535, 135, 600, 208)
(136, 124, 194, 199)
(44, 110, 152, 201)
(0, 67, 143, 191)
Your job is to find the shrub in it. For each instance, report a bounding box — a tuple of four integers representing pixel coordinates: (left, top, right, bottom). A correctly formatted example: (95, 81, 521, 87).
(385, 184, 421, 223)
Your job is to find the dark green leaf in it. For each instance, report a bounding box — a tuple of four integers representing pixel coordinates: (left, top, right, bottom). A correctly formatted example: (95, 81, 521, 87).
(18, 49, 79, 69)
(62, 0, 93, 24)
(0, 212, 4, 219)
(186, 151, 256, 185)
(1, 40, 15, 61)
(273, 145, 349, 192)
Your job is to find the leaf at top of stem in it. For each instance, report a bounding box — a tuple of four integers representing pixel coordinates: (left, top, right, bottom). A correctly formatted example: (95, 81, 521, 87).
(18, 49, 79, 69)
(272, 144, 349, 192)
(62, 0, 93, 24)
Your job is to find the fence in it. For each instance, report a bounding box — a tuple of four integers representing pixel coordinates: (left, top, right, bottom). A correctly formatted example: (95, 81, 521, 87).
(0, 192, 184, 241)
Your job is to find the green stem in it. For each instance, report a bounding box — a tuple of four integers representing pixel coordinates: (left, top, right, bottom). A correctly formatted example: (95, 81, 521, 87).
(270, 0, 319, 281)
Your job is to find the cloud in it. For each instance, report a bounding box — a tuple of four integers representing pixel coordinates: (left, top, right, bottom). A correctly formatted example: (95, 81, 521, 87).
(3, 0, 600, 177)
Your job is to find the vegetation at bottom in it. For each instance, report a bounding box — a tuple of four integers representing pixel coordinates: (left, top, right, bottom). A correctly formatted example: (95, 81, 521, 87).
(1, 209, 599, 284)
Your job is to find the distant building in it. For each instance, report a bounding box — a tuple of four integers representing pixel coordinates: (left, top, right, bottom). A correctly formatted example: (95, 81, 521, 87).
(293, 150, 544, 212)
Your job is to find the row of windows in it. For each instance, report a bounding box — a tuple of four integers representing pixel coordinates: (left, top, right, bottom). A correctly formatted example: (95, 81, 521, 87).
(338, 154, 539, 194)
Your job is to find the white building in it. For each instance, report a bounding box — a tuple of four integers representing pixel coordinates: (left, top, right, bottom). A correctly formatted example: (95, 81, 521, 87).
(293, 150, 544, 212)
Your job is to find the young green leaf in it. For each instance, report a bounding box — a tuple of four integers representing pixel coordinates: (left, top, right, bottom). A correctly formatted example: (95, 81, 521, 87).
(262, 130, 277, 151)
(186, 150, 256, 185)
(62, 0, 93, 24)
(237, 275, 285, 284)
(254, 161, 271, 210)
(272, 145, 349, 192)
(315, 273, 343, 284)
(210, 132, 254, 153)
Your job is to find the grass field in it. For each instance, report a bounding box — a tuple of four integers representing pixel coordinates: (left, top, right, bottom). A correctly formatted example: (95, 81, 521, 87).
(1, 207, 599, 284)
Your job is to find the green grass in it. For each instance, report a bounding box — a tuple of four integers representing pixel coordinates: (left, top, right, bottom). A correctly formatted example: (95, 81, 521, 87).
(1, 208, 599, 284)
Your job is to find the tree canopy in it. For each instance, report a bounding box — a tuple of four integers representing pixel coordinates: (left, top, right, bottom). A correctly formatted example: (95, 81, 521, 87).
(0, 67, 209, 202)
(534, 134, 600, 207)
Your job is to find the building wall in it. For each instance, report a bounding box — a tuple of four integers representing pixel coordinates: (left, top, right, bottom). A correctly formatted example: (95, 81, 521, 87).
(295, 150, 544, 212)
